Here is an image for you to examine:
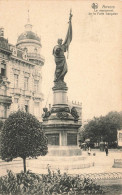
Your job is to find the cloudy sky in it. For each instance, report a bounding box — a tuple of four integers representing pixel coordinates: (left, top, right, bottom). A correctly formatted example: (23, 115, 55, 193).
(0, 0, 121, 121)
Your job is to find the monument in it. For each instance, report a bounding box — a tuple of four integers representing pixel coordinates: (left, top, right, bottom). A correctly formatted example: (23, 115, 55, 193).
(42, 11, 82, 156)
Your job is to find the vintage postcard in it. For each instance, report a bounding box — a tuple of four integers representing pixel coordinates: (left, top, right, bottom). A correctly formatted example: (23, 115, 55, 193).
(0, 0, 122, 194)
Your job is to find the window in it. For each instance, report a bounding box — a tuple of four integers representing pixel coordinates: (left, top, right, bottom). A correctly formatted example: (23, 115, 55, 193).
(1, 68, 6, 76)
(25, 105, 28, 112)
(34, 80, 39, 92)
(34, 48, 38, 53)
(1, 62, 6, 76)
(14, 74, 19, 88)
(0, 86, 6, 95)
(0, 105, 6, 118)
(25, 100, 29, 112)
(24, 47, 28, 52)
(14, 98, 19, 103)
(24, 77, 29, 90)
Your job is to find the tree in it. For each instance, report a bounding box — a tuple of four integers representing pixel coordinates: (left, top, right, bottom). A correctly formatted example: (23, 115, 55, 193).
(104, 111, 122, 144)
(0, 120, 4, 129)
(82, 118, 100, 144)
(81, 111, 122, 147)
(0, 111, 48, 172)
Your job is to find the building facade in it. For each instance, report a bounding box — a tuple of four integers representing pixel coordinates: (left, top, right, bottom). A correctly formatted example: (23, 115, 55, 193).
(117, 129, 122, 147)
(0, 20, 45, 122)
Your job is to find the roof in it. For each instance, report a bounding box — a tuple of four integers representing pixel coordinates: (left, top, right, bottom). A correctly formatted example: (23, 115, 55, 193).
(17, 31, 41, 43)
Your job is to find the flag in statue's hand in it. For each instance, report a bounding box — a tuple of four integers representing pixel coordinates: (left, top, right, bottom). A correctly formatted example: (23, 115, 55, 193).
(63, 10, 73, 59)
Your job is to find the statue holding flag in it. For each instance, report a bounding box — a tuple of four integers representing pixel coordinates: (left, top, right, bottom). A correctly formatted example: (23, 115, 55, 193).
(53, 10, 73, 83)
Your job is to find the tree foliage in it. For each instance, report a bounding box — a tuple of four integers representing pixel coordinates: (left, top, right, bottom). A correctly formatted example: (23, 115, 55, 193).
(0, 120, 4, 130)
(0, 111, 48, 172)
(81, 111, 122, 146)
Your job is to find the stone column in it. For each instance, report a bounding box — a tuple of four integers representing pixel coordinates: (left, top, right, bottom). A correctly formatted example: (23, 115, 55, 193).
(53, 90, 67, 105)
(52, 82, 68, 106)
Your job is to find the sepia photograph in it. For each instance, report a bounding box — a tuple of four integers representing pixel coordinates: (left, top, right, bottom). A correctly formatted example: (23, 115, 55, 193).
(0, 0, 122, 194)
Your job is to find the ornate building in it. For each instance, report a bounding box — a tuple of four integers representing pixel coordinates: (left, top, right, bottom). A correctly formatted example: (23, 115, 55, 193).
(0, 18, 45, 122)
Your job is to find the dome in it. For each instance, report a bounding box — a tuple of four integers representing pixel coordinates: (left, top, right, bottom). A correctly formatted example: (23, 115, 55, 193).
(16, 22, 41, 46)
(17, 31, 41, 42)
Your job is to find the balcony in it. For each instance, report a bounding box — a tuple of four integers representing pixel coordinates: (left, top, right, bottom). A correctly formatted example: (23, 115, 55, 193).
(0, 117, 7, 122)
(28, 53, 45, 63)
(33, 92, 44, 100)
(12, 88, 21, 95)
(0, 95, 12, 105)
(24, 90, 32, 97)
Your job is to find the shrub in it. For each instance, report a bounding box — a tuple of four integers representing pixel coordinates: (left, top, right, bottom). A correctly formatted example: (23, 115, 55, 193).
(42, 168, 104, 194)
(0, 170, 43, 195)
(0, 169, 104, 195)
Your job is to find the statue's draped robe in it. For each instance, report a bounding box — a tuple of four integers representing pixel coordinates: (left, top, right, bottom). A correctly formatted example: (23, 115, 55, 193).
(53, 44, 67, 82)
(53, 19, 72, 82)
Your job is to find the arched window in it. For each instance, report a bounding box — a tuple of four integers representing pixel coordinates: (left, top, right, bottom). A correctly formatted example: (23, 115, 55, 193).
(24, 47, 28, 52)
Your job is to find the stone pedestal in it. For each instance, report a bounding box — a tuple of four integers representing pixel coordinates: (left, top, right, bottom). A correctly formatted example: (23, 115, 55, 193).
(43, 81, 82, 156)
(53, 89, 67, 105)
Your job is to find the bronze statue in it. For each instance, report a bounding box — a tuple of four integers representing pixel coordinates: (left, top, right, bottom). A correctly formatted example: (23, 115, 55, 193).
(71, 107, 79, 120)
(53, 39, 67, 82)
(53, 10, 73, 83)
(42, 107, 51, 119)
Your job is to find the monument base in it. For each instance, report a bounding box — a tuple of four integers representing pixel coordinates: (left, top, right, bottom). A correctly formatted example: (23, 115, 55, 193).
(43, 81, 82, 156)
(47, 146, 82, 156)
(36, 155, 94, 170)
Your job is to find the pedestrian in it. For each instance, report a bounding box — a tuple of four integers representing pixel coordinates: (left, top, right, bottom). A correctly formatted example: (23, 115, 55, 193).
(105, 145, 108, 156)
(88, 147, 91, 156)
